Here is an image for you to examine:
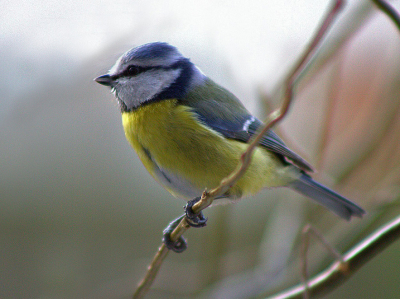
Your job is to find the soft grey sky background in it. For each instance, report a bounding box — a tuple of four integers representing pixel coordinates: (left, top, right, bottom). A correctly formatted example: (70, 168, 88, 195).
(1, 1, 400, 299)
(1, 0, 343, 116)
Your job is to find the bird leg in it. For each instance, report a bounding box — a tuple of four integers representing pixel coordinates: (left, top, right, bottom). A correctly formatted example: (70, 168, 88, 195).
(184, 197, 208, 227)
(162, 215, 187, 253)
(162, 197, 208, 253)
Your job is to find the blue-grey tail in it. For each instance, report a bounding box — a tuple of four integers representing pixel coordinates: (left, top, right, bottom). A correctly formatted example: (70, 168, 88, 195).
(289, 174, 365, 220)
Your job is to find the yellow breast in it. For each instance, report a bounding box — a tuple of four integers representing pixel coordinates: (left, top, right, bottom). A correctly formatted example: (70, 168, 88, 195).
(121, 99, 292, 200)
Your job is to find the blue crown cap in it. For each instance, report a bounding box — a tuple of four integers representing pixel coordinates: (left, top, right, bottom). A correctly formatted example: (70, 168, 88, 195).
(123, 42, 182, 62)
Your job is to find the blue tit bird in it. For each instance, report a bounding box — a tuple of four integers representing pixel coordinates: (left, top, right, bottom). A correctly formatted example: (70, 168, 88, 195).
(95, 42, 365, 251)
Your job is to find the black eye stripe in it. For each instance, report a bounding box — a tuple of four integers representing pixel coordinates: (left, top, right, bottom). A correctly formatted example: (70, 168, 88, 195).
(113, 58, 188, 80)
(117, 65, 156, 79)
(125, 65, 151, 76)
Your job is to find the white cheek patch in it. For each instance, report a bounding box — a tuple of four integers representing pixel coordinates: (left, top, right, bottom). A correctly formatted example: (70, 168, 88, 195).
(116, 68, 181, 110)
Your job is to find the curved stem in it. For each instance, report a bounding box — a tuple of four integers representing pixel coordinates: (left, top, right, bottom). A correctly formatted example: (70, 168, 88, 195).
(133, 0, 346, 297)
(266, 216, 400, 299)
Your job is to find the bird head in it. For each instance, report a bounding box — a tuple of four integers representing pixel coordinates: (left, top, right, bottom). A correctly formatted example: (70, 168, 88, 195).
(95, 42, 204, 111)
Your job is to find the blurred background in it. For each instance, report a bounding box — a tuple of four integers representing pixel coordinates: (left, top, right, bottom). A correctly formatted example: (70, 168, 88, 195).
(1, 0, 400, 298)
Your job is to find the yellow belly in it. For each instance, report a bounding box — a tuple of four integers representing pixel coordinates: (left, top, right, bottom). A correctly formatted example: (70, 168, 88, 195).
(122, 99, 295, 200)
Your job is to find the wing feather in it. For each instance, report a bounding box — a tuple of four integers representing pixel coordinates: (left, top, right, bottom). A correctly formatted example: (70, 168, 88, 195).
(181, 78, 314, 172)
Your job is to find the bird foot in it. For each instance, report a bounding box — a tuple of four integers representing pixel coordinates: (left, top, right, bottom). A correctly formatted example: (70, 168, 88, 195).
(184, 197, 208, 228)
(162, 215, 187, 253)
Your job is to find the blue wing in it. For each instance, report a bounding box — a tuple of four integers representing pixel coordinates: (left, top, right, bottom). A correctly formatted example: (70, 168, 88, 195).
(181, 79, 314, 172)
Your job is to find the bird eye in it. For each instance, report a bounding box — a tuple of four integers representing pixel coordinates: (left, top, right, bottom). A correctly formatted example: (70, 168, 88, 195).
(127, 65, 142, 76)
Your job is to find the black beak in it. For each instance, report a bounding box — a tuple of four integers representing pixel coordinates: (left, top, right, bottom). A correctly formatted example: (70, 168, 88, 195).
(95, 74, 113, 86)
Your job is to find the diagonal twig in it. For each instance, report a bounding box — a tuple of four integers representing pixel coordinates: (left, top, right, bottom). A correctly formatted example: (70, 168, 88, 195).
(266, 215, 400, 299)
(133, 0, 345, 298)
(372, 0, 400, 31)
(266, 2, 400, 298)
(192, 0, 345, 213)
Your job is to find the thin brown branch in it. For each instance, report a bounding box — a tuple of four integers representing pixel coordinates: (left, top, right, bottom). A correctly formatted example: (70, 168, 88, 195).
(372, 0, 400, 31)
(190, 0, 346, 218)
(300, 225, 346, 299)
(133, 218, 190, 299)
(265, 215, 400, 299)
(133, 0, 346, 298)
(133, 244, 169, 299)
